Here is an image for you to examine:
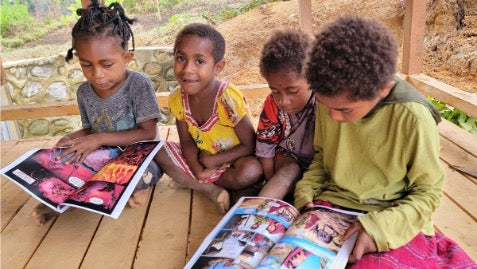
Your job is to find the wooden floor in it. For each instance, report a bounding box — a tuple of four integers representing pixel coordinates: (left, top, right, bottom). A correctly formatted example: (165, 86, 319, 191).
(1, 123, 476, 268)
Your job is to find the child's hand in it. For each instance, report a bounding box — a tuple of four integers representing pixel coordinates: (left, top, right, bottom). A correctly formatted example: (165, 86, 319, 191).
(194, 167, 216, 183)
(56, 135, 75, 148)
(298, 202, 315, 213)
(199, 150, 217, 169)
(342, 221, 377, 263)
(56, 134, 102, 165)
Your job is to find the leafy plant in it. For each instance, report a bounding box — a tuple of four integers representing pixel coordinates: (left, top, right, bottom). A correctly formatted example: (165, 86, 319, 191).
(1, 0, 31, 37)
(213, 0, 281, 22)
(428, 97, 477, 134)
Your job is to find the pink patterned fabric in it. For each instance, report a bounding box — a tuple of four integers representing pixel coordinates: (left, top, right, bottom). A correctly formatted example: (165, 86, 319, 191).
(312, 200, 476, 269)
(348, 232, 476, 269)
(163, 141, 226, 184)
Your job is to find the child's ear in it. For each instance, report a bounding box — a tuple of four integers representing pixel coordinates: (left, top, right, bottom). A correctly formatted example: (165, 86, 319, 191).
(378, 80, 395, 99)
(214, 59, 225, 75)
(124, 51, 134, 64)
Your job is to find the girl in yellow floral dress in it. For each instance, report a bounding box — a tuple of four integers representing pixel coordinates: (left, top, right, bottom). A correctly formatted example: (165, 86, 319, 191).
(153, 23, 263, 213)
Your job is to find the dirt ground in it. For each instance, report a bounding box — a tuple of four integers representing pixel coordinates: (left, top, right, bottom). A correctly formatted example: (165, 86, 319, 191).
(216, 0, 477, 93)
(4, 0, 476, 94)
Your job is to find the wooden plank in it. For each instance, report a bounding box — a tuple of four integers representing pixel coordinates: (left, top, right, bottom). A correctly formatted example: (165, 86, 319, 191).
(0, 93, 170, 121)
(402, 0, 426, 74)
(0, 198, 57, 269)
(25, 210, 102, 269)
(79, 189, 152, 269)
(407, 73, 477, 119)
(433, 196, 477, 259)
(440, 160, 477, 220)
(240, 84, 269, 99)
(134, 177, 191, 269)
(186, 192, 223, 262)
(438, 119, 477, 158)
(440, 136, 477, 184)
(0, 85, 269, 121)
(298, 0, 313, 35)
(1, 139, 56, 230)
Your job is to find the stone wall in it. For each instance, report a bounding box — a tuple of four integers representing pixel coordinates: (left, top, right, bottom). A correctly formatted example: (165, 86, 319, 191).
(2, 47, 177, 139)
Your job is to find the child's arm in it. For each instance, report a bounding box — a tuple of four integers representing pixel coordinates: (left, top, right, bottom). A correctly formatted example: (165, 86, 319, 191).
(56, 128, 91, 147)
(58, 118, 157, 165)
(199, 116, 256, 169)
(259, 157, 275, 181)
(176, 120, 215, 180)
(294, 146, 326, 211)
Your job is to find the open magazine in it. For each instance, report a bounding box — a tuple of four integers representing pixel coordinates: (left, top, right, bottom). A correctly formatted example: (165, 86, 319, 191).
(0, 140, 164, 219)
(185, 197, 362, 269)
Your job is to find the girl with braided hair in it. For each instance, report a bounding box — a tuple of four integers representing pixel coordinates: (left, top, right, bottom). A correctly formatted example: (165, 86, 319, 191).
(32, 0, 163, 225)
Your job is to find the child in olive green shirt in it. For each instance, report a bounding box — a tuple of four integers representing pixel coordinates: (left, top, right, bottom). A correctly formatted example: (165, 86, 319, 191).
(296, 15, 475, 267)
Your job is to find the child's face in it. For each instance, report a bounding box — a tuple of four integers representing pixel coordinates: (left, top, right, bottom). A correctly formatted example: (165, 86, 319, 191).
(265, 70, 311, 115)
(174, 35, 224, 96)
(315, 86, 390, 122)
(75, 36, 133, 98)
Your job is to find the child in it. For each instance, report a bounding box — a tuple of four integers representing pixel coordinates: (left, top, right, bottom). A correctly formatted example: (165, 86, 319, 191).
(32, 0, 163, 225)
(255, 29, 316, 200)
(154, 23, 263, 213)
(295, 16, 476, 267)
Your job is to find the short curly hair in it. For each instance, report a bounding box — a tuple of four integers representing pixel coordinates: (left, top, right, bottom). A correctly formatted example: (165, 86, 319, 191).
(174, 23, 225, 63)
(260, 28, 311, 77)
(306, 16, 398, 100)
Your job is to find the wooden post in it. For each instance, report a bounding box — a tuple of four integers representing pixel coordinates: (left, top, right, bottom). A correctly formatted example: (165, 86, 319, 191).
(402, 0, 426, 75)
(298, 0, 313, 35)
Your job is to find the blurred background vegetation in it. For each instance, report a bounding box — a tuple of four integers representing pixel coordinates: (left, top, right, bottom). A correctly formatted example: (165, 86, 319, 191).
(0, 0, 275, 49)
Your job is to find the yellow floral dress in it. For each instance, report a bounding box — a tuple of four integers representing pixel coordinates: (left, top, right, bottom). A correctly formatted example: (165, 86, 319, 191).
(164, 80, 251, 182)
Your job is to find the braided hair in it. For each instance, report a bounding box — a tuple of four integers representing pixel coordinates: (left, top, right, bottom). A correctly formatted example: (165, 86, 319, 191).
(66, 0, 136, 62)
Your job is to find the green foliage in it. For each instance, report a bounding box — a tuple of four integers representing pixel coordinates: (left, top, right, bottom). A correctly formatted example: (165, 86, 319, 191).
(428, 97, 477, 134)
(158, 0, 181, 10)
(213, 0, 281, 22)
(1, 0, 31, 36)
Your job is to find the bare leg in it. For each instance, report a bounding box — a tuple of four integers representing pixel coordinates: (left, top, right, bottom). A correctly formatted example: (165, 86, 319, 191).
(258, 155, 301, 200)
(217, 156, 263, 190)
(154, 148, 230, 213)
(32, 203, 58, 226)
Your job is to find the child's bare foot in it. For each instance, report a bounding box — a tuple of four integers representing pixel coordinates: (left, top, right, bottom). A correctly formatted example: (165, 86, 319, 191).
(203, 186, 230, 214)
(215, 188, 230, 214)
(32, 204, 58, 226)
(128, 188, 149, 208)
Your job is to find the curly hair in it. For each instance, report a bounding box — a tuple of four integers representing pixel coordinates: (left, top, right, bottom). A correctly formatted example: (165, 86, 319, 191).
(174, 23, 225, 63)
(259, 28, 312, 77)
(65, 0, 136, 62)
(306, 16, 398, 100)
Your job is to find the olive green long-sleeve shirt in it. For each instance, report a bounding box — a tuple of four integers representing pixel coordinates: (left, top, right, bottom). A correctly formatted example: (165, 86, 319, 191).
(294, 80, 444, 252)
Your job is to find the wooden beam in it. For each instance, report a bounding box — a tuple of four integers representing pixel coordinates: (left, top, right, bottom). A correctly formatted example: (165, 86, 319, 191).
(0, 85, 270, 121)
(402, 0, 426, 74)
(406, 73, 477, 118)
(298, 0, 313, 35)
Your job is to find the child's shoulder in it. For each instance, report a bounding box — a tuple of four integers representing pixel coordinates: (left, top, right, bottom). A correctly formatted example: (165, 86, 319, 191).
(218, 81, 244, 100)
(126, 70, 152, 84)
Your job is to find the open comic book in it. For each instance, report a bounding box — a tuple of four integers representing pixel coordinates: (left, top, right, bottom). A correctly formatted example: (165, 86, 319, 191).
(0, 140, 164, 219)
(185, 197, 362, 269)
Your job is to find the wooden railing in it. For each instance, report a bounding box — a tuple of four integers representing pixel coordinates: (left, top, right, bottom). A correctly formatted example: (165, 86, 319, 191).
(0, 84, 270, 121)
(1, 74, 476, 121)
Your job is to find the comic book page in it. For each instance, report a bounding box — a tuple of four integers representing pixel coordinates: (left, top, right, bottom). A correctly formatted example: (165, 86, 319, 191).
(1, 140, 163, 218)
(185, 197, 300, 269)
(257, 205, 361, 269)
(59, 140, 163, 218)
(0, 146, 121, 212)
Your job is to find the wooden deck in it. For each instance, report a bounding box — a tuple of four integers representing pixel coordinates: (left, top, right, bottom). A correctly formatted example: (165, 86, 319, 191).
(1, 121, 476, 268)
(0, 126, 225, 269)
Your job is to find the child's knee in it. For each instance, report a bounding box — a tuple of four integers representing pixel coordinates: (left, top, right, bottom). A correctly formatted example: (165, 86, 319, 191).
(237, 158, 263, 181)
